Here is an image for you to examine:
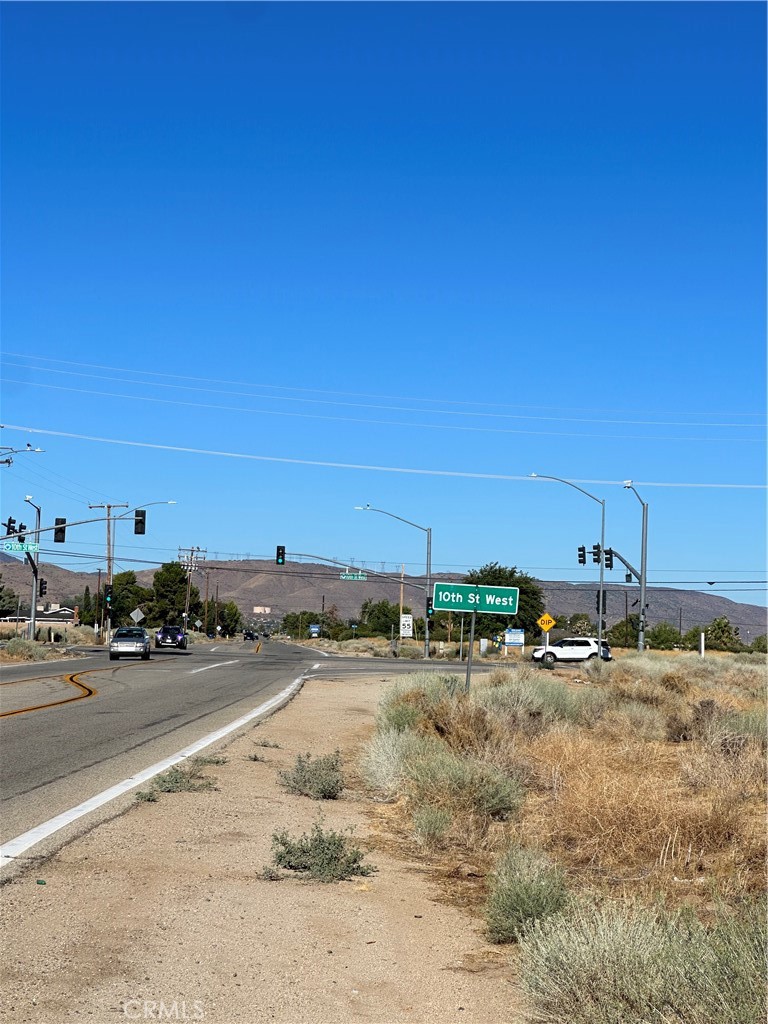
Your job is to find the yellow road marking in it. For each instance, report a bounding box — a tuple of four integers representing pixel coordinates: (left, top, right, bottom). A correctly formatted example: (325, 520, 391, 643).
(0, 670, 100, 719)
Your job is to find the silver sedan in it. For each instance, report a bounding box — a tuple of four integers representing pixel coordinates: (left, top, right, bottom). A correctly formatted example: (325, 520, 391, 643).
(109, 627, 151, 661)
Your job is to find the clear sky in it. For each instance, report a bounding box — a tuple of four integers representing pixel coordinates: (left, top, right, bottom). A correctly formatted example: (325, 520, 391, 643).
(1, 2, 766, 611)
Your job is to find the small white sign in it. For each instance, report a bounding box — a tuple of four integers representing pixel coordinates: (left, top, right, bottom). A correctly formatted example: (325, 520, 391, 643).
(195, 619, 202, 628)
(400, 614, 413, 638)
(130, 608, 145, 623)
(505, 629, 524, 647)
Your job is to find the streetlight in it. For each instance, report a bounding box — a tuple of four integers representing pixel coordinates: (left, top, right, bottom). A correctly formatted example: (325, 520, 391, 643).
(24, 496, 41, 641)
(530, 473, 606, 651)
(623, 481, 648, 652)
(354, 504, 432, 659)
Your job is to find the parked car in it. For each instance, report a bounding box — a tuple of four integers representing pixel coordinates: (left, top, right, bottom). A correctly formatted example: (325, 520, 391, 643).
(110, 627, 151, 661)
(243, 629, 256, 641)
(532, 637, 612, 666)
(155, 625, 187, 650)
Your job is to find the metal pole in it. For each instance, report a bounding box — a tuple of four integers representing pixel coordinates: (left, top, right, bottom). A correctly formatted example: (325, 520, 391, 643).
(459, 615, 464, 661)
(424, 526, 432, 659)
(638, 499, 648, 651)
(598, 500, 605, 651)
(25, 499, 41, 641)
(465, 611, 476, 692)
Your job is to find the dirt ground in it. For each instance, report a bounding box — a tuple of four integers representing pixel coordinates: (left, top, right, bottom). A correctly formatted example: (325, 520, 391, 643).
(0, 674, 526, 1024)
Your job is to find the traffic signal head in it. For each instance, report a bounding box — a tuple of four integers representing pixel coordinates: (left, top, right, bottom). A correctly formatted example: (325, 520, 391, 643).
(104, 584, 113, 605)
(54, 518, 67, 543)
(605, 548, 614, 570)
(134, 510, 146, 535)
(577, 545, 586, 565)
(39, 579, 48, 597)
(426, 599, 434, 618)
(17, 523, 27, 542)
(595, 590, 607, 614)
(275, 545, 285, 565)
(591, 544, 601, 564)
(3, 517, 16, 536)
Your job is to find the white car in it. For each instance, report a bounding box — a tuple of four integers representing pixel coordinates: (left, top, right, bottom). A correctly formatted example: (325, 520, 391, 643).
(532, 637, 612, 666)
(109, 627, 151, 661)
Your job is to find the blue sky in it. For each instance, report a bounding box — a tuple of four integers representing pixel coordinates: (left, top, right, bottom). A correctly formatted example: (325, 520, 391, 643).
(1, 2, 765, 611)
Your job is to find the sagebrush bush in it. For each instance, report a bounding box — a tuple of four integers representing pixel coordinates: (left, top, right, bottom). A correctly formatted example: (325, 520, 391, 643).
(412, 805, 452, 847)
(518, 898, 767, 1024)
(271, 820, 375, 882)
(485, 845, 568, 943)
(405, 745, 524, 822)
(278, 750, 344, 799)
(361, 729, 441, 797)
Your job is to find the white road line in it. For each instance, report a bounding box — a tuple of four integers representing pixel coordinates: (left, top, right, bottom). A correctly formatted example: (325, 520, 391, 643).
(0, 671, 308, 869)
(189, 659, 239, 674)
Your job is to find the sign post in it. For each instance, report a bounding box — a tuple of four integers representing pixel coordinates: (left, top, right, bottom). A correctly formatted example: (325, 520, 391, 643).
(537, 613, 556, 651)
(433, 584, 520, 691)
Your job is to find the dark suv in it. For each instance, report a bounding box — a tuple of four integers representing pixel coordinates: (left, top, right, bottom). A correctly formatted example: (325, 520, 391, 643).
(155, 625, 187, 650)
(243, 629, 256, 641)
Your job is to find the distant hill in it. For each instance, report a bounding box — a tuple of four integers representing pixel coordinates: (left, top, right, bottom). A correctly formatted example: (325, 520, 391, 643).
(1, 553, 765, 639)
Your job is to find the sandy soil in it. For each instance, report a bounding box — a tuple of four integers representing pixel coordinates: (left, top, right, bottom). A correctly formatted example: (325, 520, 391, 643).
(0, 674, 526, 1024)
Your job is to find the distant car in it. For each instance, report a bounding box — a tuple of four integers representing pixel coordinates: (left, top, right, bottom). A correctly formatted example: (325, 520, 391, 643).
(532, 637, 612, 666)
(155, 625, 187, 650)
(243, 629, 256, 641)
(110, 627, 151, 661)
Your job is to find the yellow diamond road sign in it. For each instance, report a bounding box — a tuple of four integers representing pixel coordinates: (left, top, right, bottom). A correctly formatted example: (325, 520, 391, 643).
(537, 613, 556, 632)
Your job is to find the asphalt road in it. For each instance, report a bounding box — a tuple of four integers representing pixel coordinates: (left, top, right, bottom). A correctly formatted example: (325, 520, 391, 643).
(0, 640, 493, 872)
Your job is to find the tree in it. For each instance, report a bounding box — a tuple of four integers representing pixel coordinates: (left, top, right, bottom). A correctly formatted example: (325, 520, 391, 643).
(79, 585, 94, 626)
(682, 625, 705, 650)
(111, 571, 153, 627)
(645, 621, 682, 650)
(147, 562, 201, 626)
(704, 617, 742, 652)
(567, 613, 595, 637)
(0, 575, 18, 617)
(359, 598, 409, 637)
(605, 615, 640, 647)
(217, 601, 242, 637)
(750, 634, 767, 653)
(463, 563, 544, 638)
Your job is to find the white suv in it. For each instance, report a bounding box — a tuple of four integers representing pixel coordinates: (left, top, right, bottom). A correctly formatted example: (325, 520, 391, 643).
(532, 637, 612, 666)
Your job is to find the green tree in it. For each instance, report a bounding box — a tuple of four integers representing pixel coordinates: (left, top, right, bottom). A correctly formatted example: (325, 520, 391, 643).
(750, 634, 767, 654)
(217, 601, 242, 637)
(0, 574, 18, 617)
(682, 625, 705, 650)
(567, 613, 595, 636)
(78, 584, 94, 626)
(359, 598, 409, 637)
(704, 616, 742, 652)
(463, 563, 544, 638)
(645, 621, 683, 650)
(111, 571, 153, 627)
(606, 615, 640, 647)
(147, 562, 201, 626)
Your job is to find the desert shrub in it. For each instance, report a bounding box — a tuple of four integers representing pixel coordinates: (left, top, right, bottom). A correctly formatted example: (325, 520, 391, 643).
(361, 729, 441, 798)
(474, 674, 610, 733)
(680, 735, 766, 795)
(518, 898, 767, 1024)
(596, 700, 667, 742)
(485, 845, 568, 943)
(404, 745, 524, 822)
(271, 820, 375, 882)
(2, 638, 42, 661)
(152, 762, 216, 794)
(412, 805, 453, 847)
(278, 750, 344, 799)
(376, 673, 463, 732)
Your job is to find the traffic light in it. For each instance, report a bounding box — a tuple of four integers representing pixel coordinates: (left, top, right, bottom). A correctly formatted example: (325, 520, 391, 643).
(605, 548, 614, 570)
(595, 590, 607, 614)
(3, 517, 16, 535)
(54, 518, 67, 542)
(39, 579, 48, 597)
(577, 545, 586, 565)
(275, 545, 285, 565)
(426, 599, 435, 618)
(104, 584, 113, 606)
(591, 544, 601, 564)
(134, 509, 146, 535)
(17, 523, 27, 543)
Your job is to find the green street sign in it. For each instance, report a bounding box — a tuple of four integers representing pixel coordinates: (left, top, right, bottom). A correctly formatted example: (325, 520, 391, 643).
(432, 582, 519, 615)
(3, 541, 40, 553)
(340, 572, 368, 581)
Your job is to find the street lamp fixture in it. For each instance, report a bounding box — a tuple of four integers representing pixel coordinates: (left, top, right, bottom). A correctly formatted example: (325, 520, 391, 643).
(354, 504, 432, 659)
(530, 473, 607, 651)
(623, 481, 649, 652)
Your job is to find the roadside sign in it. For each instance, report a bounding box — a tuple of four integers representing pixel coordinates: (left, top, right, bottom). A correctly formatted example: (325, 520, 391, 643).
(432, 583, 519, 615)
(400, 613, 413, 638)
(130, 608, 145, 623)
(309, 623, 321, 637)
(3, 541, 39, 553)
(195, 619, 202, 628)
(505, 629, 525, 646)
(537, 613, 556, 632)
(340, 572, 367, 581)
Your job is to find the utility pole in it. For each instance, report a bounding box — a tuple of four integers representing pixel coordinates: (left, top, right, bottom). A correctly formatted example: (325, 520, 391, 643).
(178, 547, 206, 633)
(24, 497, 41, 641)
(89, 502, 128, 642)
